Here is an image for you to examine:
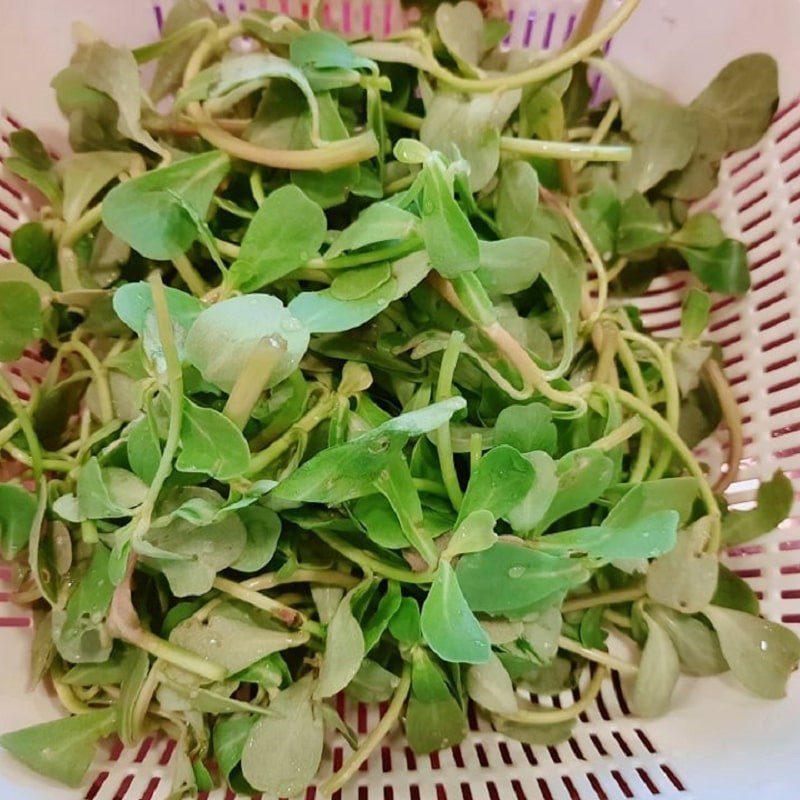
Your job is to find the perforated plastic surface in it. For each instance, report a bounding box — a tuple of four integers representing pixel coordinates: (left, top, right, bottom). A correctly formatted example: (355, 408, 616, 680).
(1, 1, 799, 799)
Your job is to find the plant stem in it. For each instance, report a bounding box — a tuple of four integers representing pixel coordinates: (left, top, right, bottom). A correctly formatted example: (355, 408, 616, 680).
(313, 529, 436, 584)
(247, 392, 337, 476)
(382, 104, 423, 131)
(212, 576, 302, 626)
(575, 99, 621, 172)
(0, 369, 43, 482)
(171, 254, 208, 297)
(592, 415, 643, 451)
(314, 238, 423, 270)
(499, 665, 609, 724)
(562, 586, 645, 612)
(59, 340, 114, 425)
(435, 330, 465, 511)
(564, 0, 606, 49)
(557, 637, 637, 675)
(500, 137, 630, 162)
(705, 358, 742, 493)
(601, 384, 719, 520)
(615, 336, 653, 483)
(241, 568, 359, 592)
(223, 339, 283, 429)
(131, 273, 185, 541)
(318, 664, 411, 797)
(136, 630, 227, 683)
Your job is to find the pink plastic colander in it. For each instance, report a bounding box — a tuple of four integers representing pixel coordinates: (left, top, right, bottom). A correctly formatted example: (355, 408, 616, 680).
(1, 1, 800, 798)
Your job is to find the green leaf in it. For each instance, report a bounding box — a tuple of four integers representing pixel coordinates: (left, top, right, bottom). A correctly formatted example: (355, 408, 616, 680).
(421, 561, 491, 663)
(273, 397, 465, 503)
(405, 649, 467, 754)
(232, 504, 281, 573)
(0, 484, 38, 560)
(604, 477, 698, 529)
(617, 192, 669, 255)
(347, 659, 401, 703)
(631, 611, 679, 717)
(6, 130, 62, 207)
(185, 294, 309, 393)
(150, 0, 218, 102)
(58, 151, 137, 224)
(326, 203, 419, 258)
(681, 288, 712, 340)
(590, 59, 697, 195)
(537, 448, 615, 532)
(648, 605, 727, 676)
(671, 212, 726, 249)
(646, 516, 719, 614)
(0, 707, 117, 788)
(362, 581, 403, 652)
(241, 676, 323, 796)
(213, 714, 257, 789)
(722, 470, 793, 547)
(389, 596, 422, 646)
(456, 445, 535, 526)
(571, 179, 621, 258)
(692, 53, 779, 151)
(11, 224, 58, 288)
(435, 1, 485, 72)
(290, 30, 375, 90)
(52, 545, 115, 663)
(711, 563, 760, 616)
(119, 649, 150, 746)
(492, 716, 575, 747)
(289, 275, 398, 334)
(677, 238, 750, 294)
(102, 150, 230, 260)
(127, 414, 162, 484)
(144, 489, 247, 596)
(419, 157, 480, 277)
(70, 40, 165, 155)
(704, 606, 800, 699)
(420, 90, 520, 192)
(444, 509, 497, 558)
(467, 652, 518, 714)
(545, 510, 679, 562)
(176, 398, 251, 480)
(496, 160, 539, 238)
(228, 184, 326, 292)
(456, 541, 589, 618)
(170, 601, 305, 674)
(476, 237, 550, 295)
(317, 587, 366, 697)
(72, 458, 145, 520)
(0, 281, 43, 361)
(506, 451, 559, 534)
(494, 403, 557, 455)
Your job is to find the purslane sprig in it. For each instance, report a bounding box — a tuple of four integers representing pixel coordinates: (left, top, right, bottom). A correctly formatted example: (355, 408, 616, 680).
(0, 0, 797, 797)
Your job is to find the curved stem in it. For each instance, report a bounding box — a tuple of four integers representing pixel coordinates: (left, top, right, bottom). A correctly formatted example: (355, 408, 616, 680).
(435, 330, 465, 511)
(171, 254, 208, 297)
(557, 637, 637, 675)
(592, 415, 643, 451)
(0, 369, 43, 483)
(498, 665, 609, 725)
(364, 0, 639, 94)
(59, 340, 114, 425)
(706, 358, 742, 493)
(615, 336, 653, 483)
(318, 664, 411, 797)
(600, 384, 719, 519)
(212, 576, 302, 626)
(574, 99, 621, 172)
(313, 529, 436, 584)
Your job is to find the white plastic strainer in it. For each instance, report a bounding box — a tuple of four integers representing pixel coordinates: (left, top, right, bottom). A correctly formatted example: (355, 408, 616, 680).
(1, 1, 799, 799)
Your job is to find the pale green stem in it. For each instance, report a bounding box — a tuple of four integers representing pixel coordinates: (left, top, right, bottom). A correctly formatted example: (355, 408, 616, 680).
(557, 637, 637, 675)
(706, 358, 743, 493)
(212, 576, 302, 627)
(574, 99, 621, 172)
(171, 254, 208, 297)
(497, 665, 609, 724)
(223, 339, 283, 429)
(435, 330, 465, 511)
(318, 664, 412, 797)
(562, 586, 645, 612)
(592, 415, 643, 451)
(59, 340, 114, 424)
(313, 529, 436, 584)
(0, 370, 43, 482)
(615, 337, 653, 483)
(501, 137, 631, 162)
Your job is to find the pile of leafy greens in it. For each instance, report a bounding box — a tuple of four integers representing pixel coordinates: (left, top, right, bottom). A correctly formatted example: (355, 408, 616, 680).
(0, 0, 798, 796)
